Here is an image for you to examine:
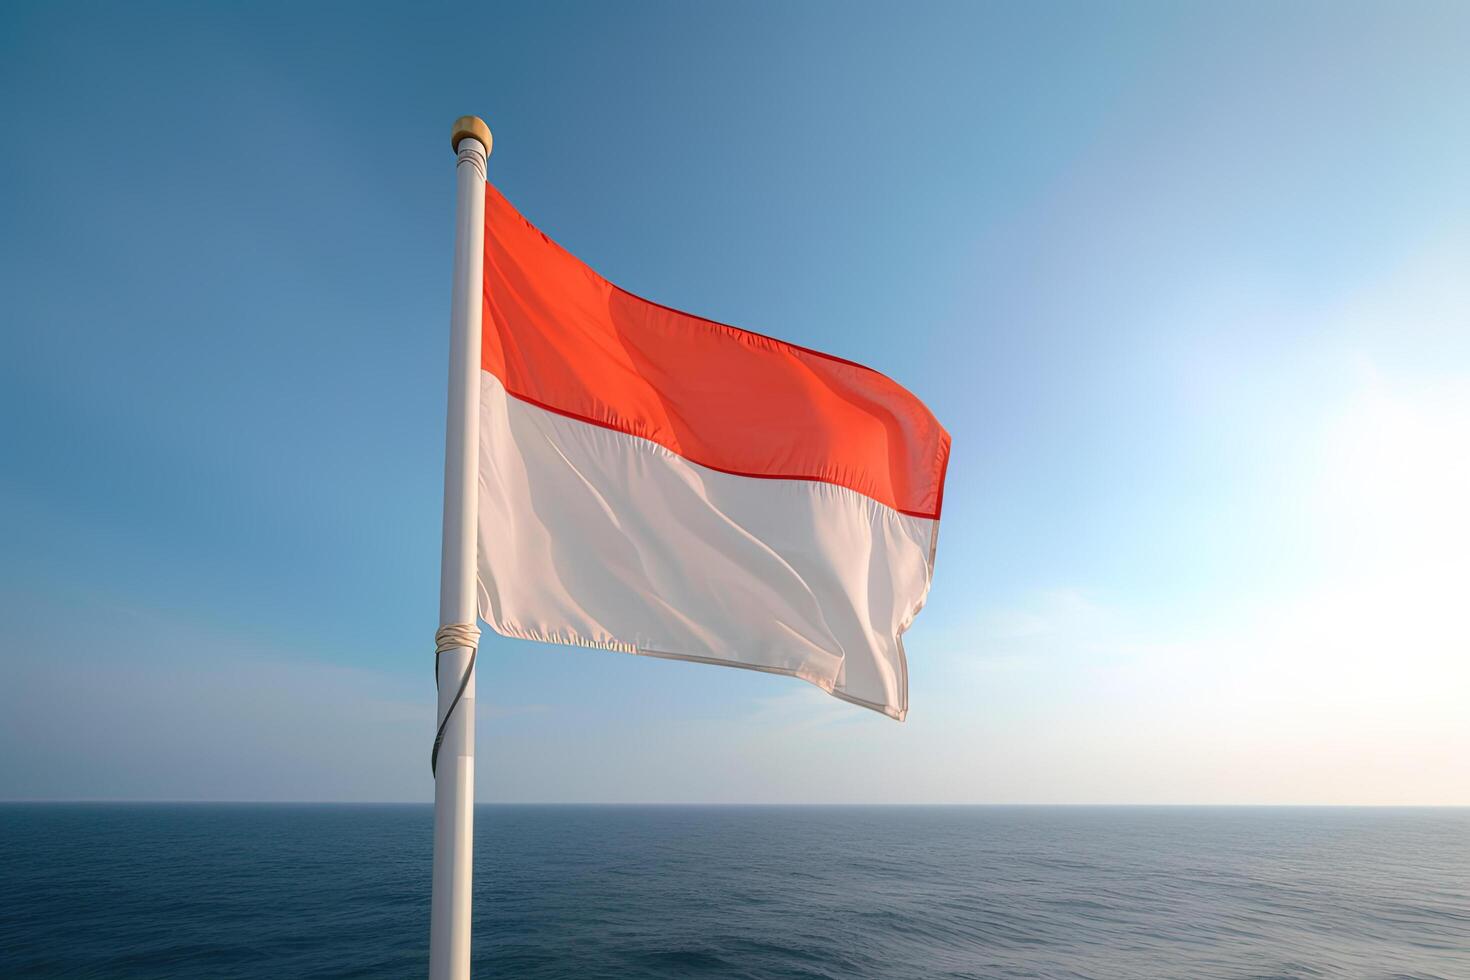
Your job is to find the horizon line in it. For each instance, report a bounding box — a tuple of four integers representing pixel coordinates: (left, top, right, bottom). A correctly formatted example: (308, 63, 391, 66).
(3, 799, 1467, 808)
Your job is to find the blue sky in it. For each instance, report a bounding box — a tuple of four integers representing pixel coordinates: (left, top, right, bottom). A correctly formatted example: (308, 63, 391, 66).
(2, 1, 1467, 803)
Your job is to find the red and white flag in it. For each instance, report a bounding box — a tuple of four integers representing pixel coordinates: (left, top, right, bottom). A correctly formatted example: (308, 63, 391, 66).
(475, 185, 950, 719)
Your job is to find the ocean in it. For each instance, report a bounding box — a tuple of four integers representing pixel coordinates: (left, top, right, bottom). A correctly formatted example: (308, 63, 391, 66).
(1, 805, 1466, 978)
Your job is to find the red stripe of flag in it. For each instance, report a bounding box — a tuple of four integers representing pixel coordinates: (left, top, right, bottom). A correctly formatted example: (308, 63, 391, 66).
(481, 183, 951, 519)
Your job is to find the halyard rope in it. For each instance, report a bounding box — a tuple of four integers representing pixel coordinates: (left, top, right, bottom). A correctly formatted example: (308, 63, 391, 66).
(431, 623, 481, 776)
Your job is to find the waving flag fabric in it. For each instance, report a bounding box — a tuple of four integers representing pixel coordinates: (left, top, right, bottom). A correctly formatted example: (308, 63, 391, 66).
(475, 184, 950, 719)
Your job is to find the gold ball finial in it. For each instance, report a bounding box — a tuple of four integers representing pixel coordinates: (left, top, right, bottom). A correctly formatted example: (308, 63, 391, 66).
(451, 116, 493, 156)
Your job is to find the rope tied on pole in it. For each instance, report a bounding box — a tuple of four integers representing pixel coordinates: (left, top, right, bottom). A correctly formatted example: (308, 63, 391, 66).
(431, 623, 481, 776)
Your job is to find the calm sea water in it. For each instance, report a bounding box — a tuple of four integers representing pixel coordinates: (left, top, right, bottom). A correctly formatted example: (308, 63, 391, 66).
(1, 805, 1466, 979)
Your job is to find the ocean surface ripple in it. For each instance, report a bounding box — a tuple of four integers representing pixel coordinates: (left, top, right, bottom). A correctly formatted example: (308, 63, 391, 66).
(2, 805, 1467, 978)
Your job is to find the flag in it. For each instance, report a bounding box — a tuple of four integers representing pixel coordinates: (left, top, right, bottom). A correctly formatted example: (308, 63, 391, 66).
(474, 184, 950, 719)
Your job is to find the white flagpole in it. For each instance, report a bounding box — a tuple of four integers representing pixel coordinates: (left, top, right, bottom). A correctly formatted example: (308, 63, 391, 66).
(431, 115, 491, 980)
